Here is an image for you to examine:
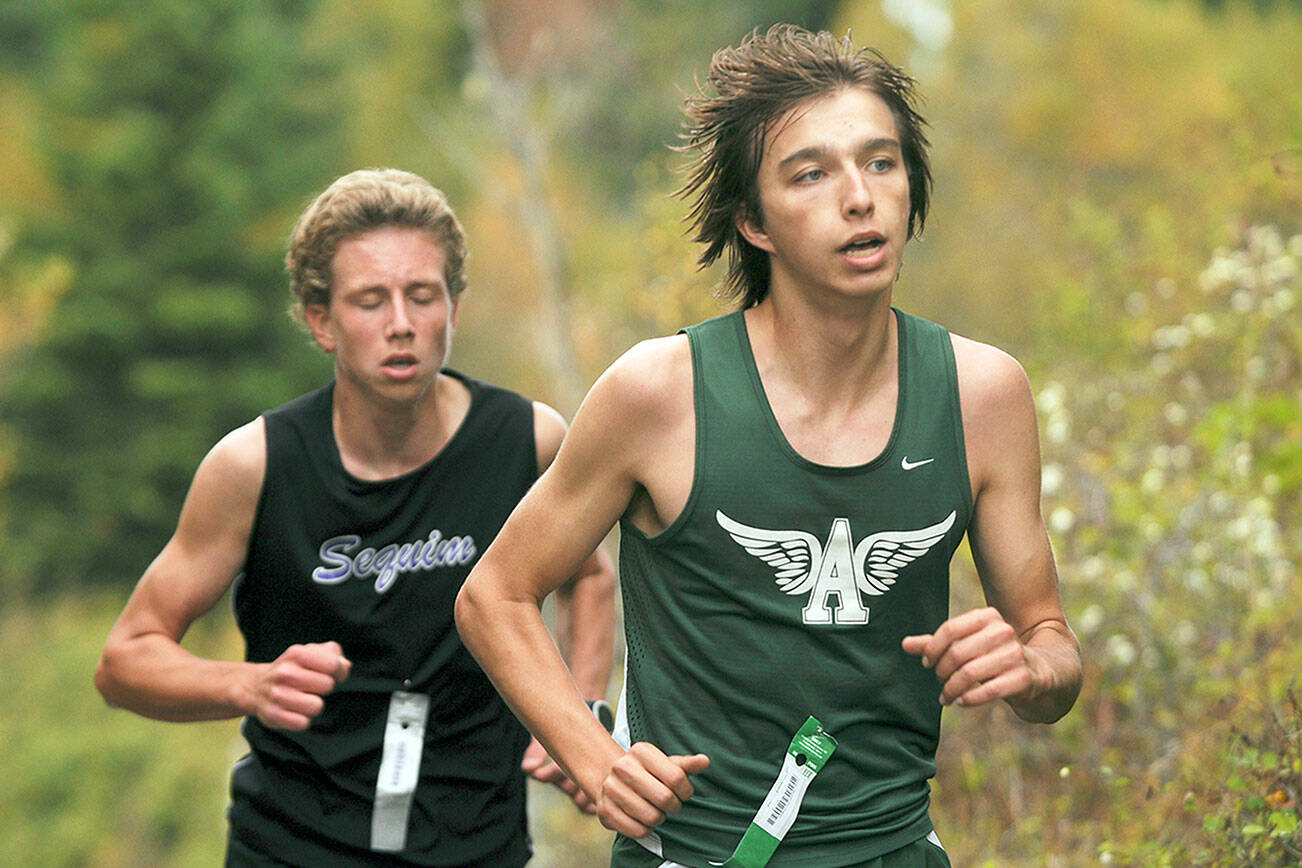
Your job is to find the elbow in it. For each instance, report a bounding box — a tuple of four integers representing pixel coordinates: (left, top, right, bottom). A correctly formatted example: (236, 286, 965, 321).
(456, 560, 535, 662)
(570, 547, 617, 601)
(587, 554, 618, 602)
(453, 575, 488, 653)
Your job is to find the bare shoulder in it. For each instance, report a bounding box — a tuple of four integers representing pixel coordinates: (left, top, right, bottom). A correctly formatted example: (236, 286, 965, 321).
(564, 334, 694, 533)
(203, 417, 267, 487)
(183, 417, 267, 521)
(144, 416, 267, 605)
(950, 333, 1040, 492)
(556, 333, 693, 489)
(950, 332, 1033, 412)
(580, 333, 693, 430)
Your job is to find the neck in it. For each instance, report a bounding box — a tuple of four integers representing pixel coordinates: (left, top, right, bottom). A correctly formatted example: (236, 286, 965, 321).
(331, 373, 468, 481)
(746, 288, 897, 400)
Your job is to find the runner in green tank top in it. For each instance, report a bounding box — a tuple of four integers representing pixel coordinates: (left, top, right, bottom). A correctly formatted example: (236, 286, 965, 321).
(458, 24, 1083, 868)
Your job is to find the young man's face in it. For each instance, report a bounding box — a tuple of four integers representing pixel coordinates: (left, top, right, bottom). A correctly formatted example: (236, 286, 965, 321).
(305, 225, 458, 406)
(738, 86, 912, 304)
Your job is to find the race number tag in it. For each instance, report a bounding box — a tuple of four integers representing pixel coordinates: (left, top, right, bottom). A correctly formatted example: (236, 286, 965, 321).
(370, 691, 430, 852)
(709, 716, 837, 868)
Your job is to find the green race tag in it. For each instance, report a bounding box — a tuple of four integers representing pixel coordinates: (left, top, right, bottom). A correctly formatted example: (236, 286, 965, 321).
(709, 716, 837, 868)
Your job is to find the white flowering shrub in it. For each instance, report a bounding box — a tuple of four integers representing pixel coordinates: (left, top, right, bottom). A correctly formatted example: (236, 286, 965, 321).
(1046, 225, 1298, 694)
(934, 226, 1301, 865)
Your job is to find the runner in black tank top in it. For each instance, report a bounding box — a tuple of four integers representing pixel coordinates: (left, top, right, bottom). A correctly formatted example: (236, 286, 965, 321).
(228, 374, 537, 866)
(95, 169, 615, 867)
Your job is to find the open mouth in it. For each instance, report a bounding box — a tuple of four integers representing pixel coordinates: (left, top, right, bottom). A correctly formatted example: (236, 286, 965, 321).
(840, 237, 884, 254)
(384, 356, 418, 370)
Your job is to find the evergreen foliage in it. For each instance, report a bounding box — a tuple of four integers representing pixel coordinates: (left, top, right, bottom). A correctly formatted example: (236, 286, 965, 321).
(0, 0, 346, 591)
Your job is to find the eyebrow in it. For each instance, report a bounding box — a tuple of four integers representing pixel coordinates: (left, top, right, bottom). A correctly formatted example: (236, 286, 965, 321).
(776, 137, 902, 170)
(345, 278, 445, 293)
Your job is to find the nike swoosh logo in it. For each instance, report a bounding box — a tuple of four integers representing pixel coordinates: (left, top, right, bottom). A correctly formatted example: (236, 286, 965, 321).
(901, 456, 935, 470)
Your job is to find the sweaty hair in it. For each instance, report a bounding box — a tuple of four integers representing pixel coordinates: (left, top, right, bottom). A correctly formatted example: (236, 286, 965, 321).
(286, 168, 468, 323)
(677, 24, 932, 308)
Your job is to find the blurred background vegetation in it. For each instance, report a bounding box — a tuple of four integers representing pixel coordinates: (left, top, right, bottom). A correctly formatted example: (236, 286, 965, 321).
(0, 0, 1297, 865)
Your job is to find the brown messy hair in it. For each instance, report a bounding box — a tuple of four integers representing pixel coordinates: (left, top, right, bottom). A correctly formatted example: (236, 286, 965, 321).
(286, 168, 467, 323)
(677, 24, 932, 309)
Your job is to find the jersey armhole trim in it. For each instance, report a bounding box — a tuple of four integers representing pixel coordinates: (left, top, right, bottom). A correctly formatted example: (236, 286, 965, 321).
(942, 332, 976, 521)
(619, 328, 705, 547)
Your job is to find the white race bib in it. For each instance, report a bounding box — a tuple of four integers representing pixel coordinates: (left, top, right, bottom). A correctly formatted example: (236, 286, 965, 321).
(370, 691, 430, 852)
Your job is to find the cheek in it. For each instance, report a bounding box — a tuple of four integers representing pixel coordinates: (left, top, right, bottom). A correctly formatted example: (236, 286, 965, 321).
(420, 308, 454, 342)
(887, 176, 913, 210)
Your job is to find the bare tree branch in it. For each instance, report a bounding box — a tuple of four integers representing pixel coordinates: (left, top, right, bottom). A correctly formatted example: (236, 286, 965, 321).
(454, 0, 586, 413)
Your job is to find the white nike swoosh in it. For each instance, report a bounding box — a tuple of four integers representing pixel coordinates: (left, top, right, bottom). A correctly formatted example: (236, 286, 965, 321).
(901, 456, 935, 470)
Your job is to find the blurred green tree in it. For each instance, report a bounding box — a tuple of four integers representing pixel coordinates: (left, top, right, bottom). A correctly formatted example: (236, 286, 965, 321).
(0, 0, 350, 593)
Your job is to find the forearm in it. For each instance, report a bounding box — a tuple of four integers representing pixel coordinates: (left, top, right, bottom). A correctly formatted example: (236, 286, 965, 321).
(1007, 620, 1082, 724)
(555, 547, 616, 700)
(95, 633, 259, 723)
(456, 573, 623, 799)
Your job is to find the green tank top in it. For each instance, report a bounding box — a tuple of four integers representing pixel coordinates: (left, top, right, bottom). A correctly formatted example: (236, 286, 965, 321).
(616, 308, 973, 867)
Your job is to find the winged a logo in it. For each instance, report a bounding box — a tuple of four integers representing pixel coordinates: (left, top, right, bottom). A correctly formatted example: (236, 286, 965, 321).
(716, 509, 957, 625)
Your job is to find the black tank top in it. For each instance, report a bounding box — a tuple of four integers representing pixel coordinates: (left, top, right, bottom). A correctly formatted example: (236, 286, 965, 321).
(228, 372, 535, 867)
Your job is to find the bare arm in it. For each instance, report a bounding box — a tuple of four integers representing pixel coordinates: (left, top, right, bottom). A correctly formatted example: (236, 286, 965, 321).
(903, 339, 1082, 724)
(519, 402, 619, 812)
(553, 546, 616, 700)
(519, 542, 616, 814)
(533, 401, 616, 702)
(458, 341, 708, 837)
(94, 420, 351, 729)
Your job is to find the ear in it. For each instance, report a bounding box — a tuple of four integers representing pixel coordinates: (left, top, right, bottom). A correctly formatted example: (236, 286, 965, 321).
(304, 302, 336, 353)
(734, 206, 775, 255)
(449, 294, 461, 329)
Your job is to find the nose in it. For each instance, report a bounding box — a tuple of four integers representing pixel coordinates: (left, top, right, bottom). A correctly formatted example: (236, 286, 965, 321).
(842, 168, 873, 218)
(386, 297, 416, 339)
